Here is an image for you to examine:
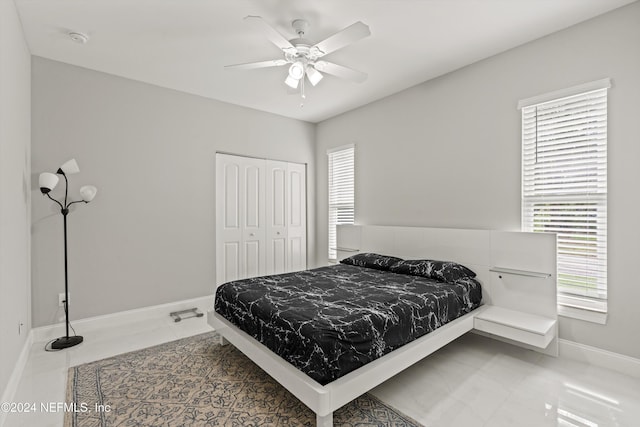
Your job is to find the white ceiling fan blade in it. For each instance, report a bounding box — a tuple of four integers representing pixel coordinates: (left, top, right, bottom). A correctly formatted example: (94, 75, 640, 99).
(312, 22, 370, 57)
(225, 59, 287, 70)
(314, 61, 368, 83)
(244, 16, 296, 53)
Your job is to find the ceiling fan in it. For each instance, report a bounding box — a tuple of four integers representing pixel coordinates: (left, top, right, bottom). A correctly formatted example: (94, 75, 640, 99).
(225, 16, 371, 99)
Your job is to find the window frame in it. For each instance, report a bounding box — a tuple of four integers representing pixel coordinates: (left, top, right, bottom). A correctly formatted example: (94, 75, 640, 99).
(519, 79, 610, 323)
(327, 144, 355, 262)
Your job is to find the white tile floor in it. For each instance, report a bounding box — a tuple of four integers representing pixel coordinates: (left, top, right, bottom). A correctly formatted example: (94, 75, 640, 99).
(372, 334, 640, 427)
(4, 316, 640, 427)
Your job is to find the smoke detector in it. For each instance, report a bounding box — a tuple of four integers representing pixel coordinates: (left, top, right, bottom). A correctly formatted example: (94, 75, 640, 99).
(68, 32, 89, 44)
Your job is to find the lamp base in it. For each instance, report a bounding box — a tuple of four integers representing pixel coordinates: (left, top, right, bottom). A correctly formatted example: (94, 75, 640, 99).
(51, 335, 83, 350)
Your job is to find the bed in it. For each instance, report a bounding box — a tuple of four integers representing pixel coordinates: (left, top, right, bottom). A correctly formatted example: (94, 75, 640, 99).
(208, 225, 558, 427)
(214, 256, 483, 385)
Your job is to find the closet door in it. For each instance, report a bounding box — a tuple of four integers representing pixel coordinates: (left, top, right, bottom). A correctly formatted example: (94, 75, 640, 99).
(216, 154, 265, 284)
(241, 157, 266, 279)
(216, 155, 241, 285)
(266, 160, 288, 275)
(287, 162, 306, 272)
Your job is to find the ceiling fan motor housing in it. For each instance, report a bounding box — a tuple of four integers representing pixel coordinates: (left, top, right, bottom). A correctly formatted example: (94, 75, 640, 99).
(286, 43, 321, 65)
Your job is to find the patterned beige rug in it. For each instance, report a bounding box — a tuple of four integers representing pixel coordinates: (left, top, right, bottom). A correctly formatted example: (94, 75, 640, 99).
(65, 331, 423, 426)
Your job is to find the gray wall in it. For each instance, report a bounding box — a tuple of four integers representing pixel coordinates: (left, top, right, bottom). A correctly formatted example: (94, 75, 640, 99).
(316, 2, 640, 358)
(31, 57, 316, 327)
(0, 0, 32, 399)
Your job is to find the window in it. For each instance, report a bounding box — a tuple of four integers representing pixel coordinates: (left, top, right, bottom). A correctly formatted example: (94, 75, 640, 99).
(328, 145, 355, 261)
(520, 79, 609, 319)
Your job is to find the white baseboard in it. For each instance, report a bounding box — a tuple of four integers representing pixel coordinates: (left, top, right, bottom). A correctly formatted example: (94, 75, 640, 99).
(0, 331, 33, 427)
(31, 295, 214, 343)
(559, 339, 640, 379)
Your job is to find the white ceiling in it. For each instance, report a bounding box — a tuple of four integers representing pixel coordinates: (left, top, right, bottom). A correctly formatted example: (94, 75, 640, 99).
(15, 0, 636, 123)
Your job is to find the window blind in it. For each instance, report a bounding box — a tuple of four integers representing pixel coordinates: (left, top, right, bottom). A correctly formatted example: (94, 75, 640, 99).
(521, 88, 607, 311)
(328, 145, 354, 260)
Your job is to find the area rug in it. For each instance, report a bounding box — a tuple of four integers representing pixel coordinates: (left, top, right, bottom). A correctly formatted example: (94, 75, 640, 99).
(65, 331, 423, 426)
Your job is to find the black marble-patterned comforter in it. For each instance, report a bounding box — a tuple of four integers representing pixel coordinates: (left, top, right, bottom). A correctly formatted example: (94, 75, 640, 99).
(214, 264, 482, 385)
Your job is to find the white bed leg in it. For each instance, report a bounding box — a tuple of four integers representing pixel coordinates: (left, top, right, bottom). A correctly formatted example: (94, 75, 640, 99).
(219, 335, 229, 346)
(316, 412, 333, 427)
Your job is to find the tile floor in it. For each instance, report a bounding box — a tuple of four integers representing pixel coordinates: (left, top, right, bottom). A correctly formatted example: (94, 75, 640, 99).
(4, 316, 640, 426)
(372, 334, 640, 427)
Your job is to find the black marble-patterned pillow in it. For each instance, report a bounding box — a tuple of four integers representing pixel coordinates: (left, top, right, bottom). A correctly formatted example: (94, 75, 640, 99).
(340, 253, 404, 271)
(389, 259, 476, 282)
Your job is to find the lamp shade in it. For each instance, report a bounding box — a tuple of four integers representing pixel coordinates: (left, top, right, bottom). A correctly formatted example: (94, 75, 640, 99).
(39, 173, 59, 194)
(288, 62, 304, 80)
(306, 65, 323, 86)
(57, 159, 80, 175)
(284, 75, 299, 89)
(79, 185, 97, 202)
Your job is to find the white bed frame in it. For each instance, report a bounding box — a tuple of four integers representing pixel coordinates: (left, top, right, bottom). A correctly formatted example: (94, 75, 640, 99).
(208, 225, 558, 426)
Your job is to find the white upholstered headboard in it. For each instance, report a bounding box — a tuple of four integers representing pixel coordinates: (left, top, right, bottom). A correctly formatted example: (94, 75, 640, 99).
(336, 225, 557, 321)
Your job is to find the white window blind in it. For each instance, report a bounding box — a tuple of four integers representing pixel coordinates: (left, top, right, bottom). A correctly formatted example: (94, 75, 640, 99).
(328, 145, 354, 260)
(521, 87, 608, 313)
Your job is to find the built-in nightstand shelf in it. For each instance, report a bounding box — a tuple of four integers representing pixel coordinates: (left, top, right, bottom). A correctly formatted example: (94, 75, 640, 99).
(474, 306, 556, 349)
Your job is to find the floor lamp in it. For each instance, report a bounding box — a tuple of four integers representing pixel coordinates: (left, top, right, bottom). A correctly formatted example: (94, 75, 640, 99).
(39, 159, 97, 350)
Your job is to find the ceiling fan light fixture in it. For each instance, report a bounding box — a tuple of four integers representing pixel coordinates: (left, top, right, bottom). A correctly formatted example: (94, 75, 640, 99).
(306, 65, 323, 86)
(285, 75, 300, 89)
(288, 62, 305, 80)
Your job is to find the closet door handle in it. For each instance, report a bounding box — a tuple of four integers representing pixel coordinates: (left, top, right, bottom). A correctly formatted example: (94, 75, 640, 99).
(249, 233, 255, 237)
(276, 231, 281, 235)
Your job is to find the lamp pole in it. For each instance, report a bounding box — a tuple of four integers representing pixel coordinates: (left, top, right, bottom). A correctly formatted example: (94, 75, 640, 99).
(50, 203, 83, 349)
(62, 205, 71, 342)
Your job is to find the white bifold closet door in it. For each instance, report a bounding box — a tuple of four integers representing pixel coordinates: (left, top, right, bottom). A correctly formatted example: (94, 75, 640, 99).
(215, 155, 266, 285)
(216, 154, 306, 285)
(265, 160, 307, 275)
(285, 162, 306, 273)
